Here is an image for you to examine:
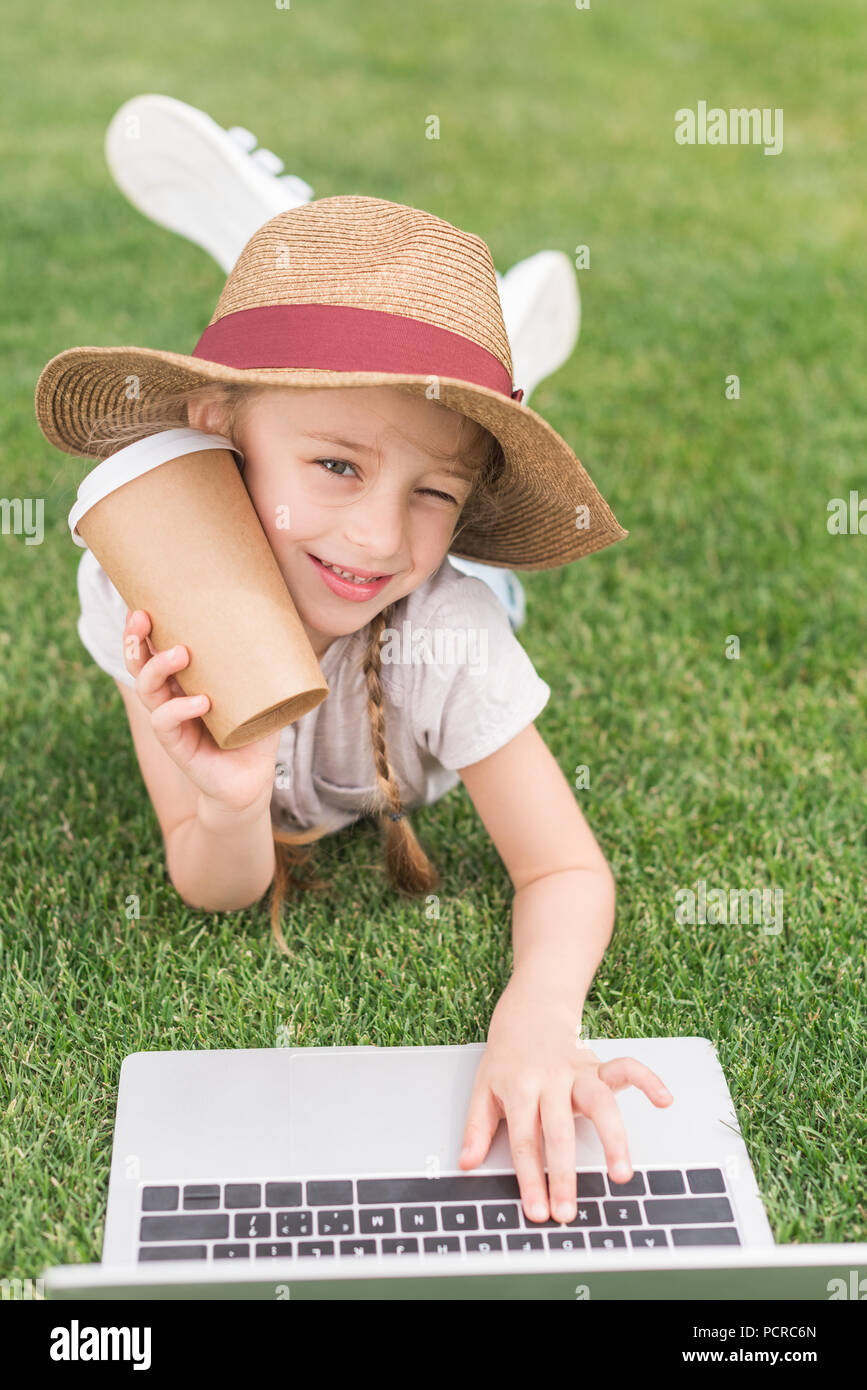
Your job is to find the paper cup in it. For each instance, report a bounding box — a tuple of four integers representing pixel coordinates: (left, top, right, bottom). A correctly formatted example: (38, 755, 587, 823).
(68, 428, 329, 750)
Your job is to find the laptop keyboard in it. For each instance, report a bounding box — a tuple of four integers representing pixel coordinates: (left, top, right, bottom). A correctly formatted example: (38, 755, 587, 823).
(136, 1166, 742, 1261)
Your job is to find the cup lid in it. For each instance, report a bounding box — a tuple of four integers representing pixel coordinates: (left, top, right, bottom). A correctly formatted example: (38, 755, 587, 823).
(68, 428, 246, 548)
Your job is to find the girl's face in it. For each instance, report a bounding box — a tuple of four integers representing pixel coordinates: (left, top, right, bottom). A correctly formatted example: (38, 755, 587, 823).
(192, 386, 476, 659)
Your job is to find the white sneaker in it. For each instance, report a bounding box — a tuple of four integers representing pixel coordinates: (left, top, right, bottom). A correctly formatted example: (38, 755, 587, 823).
(454, 255, 580, 628)
(104, 94, 314, 273)
(447, 556, 527, 632)
(495, 250, 580, 404)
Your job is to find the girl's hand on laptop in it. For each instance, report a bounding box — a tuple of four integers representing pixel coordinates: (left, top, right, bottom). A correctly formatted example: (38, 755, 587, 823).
(457, 973, 674, 1224)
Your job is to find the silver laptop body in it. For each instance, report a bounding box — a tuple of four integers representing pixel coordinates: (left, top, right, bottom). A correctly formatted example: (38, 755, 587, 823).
(43, 1038, 867, 1299)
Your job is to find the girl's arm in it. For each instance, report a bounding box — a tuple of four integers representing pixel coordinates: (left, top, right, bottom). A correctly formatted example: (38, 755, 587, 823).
(457, 721, 616, 999)
(113, 672, 276, 913)
(455, 723, 672, 1224)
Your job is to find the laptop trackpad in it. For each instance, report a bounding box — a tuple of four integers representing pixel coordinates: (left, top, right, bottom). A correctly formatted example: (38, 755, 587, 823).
(287, 1044, 508, 1174)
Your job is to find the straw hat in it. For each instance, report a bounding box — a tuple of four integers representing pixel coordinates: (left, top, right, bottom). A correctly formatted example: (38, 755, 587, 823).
(34, 194, 627, 571)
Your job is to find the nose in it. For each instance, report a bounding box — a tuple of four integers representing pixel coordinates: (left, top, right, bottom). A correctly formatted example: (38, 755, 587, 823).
(340, 480, 407, 565)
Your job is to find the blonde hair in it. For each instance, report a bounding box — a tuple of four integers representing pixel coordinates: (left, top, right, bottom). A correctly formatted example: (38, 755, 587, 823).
(83, 382, 508, 955)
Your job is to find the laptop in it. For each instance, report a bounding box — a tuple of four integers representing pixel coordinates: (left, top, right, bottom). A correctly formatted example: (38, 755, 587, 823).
(43, 1037, 867, 1299)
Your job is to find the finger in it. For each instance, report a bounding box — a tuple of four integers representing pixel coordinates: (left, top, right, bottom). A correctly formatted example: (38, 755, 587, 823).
(123, 610, 153, 676)
(503, 1097, 549, 1223)
(136, 644, 193, 712)
(458, 1085, 500, 1170)
(150, 693, 211, 753)
(597, 1057, 673, 1108)
(123, 610, 172, 697)
(571, 1073, 634, 1184)
(539, 1086, 578, 1223)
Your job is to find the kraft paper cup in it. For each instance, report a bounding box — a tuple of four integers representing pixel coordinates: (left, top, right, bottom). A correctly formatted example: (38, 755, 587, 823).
(68, 428, 329, 750)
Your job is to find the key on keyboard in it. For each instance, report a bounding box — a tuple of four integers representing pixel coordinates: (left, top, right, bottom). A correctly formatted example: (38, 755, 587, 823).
(137, 1167, 742, 1260)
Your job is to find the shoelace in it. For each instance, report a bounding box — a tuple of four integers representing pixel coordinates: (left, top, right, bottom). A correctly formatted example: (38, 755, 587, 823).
(225, 125, 313, 197)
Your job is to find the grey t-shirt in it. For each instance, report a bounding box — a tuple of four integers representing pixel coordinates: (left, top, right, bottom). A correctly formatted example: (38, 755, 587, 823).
(76, 547, 551, 833)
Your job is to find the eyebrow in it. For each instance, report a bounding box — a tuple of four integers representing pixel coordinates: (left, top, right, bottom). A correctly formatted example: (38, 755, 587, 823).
(299, 430, 475, 480)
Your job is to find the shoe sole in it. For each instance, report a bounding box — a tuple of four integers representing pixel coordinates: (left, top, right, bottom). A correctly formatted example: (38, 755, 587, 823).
(104, 93, 313, 273)
(498, 251, 580, 401)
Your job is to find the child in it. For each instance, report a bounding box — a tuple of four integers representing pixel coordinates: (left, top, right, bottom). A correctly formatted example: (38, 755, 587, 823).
(35, 194, 673, 1227)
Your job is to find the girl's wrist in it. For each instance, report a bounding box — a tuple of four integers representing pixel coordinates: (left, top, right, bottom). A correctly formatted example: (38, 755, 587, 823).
(511, 947, 585, 992)
(503, 963, 585, 1020)
(197, 786, 273, 833)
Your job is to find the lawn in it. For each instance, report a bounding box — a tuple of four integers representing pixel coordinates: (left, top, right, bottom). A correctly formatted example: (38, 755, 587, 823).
(0, 0, 864, 1281)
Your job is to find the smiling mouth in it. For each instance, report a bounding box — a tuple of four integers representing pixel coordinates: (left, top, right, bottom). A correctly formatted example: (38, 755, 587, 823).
(310, 554, 392, 583)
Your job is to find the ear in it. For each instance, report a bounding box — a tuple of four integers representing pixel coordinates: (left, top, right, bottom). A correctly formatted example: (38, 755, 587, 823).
(187, 391, 229, 435)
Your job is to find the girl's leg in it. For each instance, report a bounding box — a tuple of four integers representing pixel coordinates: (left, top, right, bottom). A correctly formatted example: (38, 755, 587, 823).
(104, 95, 314, 276)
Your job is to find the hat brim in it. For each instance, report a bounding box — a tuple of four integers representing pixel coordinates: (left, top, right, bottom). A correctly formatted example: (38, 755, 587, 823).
(34, 344, 628, 571)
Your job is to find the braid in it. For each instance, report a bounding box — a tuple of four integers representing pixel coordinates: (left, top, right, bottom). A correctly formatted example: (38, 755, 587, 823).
(359, 602, 440, 895)
(268, 819, 331, 958)
(266, 599, 441, 958)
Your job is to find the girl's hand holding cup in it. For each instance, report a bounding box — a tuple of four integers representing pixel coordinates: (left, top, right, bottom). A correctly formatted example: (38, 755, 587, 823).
(123, 607, 282, 815)
(68, 431, 329, 760)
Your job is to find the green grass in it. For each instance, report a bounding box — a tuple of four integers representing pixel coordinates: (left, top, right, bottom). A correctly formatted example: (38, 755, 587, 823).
(1, 0, 865, 1279)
